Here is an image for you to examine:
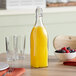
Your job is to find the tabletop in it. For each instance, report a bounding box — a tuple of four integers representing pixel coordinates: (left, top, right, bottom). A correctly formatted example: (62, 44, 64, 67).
(0, 53, 76, 76)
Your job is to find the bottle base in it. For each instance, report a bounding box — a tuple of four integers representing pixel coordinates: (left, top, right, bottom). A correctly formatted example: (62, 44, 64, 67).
(31, 65, 48, 68)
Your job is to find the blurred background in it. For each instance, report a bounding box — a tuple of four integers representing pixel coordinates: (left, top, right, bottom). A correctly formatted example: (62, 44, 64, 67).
(0, 0, 76, 55)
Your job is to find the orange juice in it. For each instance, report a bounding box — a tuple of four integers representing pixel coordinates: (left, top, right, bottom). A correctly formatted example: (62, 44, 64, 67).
(30, 26, 48, 68)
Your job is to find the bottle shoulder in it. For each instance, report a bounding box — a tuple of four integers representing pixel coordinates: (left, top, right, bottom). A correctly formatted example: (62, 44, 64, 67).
(31, 26, 47, 36)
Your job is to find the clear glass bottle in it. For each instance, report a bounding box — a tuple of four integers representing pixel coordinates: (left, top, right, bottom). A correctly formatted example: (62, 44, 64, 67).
(30, 7, 48, 68)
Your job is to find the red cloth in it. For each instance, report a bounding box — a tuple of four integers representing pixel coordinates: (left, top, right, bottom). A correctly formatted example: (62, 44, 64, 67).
(0, 68, 25, 76)
(63, 57, 76, 66)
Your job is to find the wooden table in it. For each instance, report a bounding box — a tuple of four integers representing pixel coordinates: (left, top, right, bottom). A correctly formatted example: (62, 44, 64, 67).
(47, 1, 76, 7)
(0, 53, 76, 76)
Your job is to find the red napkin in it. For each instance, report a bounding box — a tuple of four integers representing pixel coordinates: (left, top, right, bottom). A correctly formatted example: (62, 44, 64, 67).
(63, 57, 76, 66)
(0, 68, 25, 76)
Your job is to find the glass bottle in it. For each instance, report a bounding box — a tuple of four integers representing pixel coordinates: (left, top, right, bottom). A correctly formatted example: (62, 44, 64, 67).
(30, 7, 48, 68)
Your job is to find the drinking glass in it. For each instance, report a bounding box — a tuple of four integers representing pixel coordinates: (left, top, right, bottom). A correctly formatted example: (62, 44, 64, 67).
(17, 36, 26, 59)
(47, 0, 57, 3)
(5, 35, 18, 61)
(58, 0, 69, 3)
(5, 35, 26, 61)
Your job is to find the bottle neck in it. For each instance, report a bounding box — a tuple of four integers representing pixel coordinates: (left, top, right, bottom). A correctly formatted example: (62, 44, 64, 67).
(35, 16, 43, 27)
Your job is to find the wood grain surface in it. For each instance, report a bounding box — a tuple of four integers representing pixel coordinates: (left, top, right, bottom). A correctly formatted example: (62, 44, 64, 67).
(47, 1, 76, 7)
(0, 53, 76, 76)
